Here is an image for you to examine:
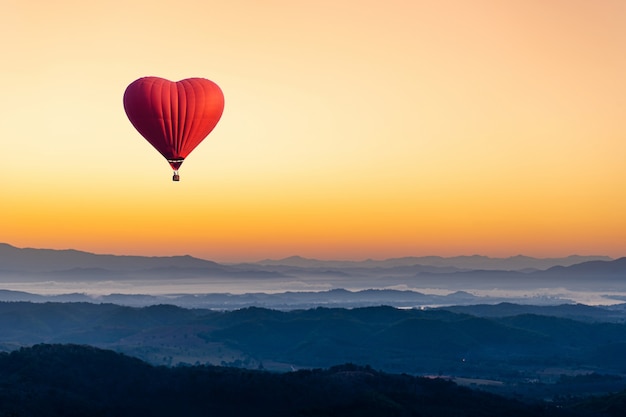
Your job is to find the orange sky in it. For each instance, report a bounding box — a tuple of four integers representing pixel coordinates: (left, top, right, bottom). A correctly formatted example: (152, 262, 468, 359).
(2, 0, 625, 261)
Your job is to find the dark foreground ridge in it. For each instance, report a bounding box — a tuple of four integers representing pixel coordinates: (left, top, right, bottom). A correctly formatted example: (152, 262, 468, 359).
(0, 343, 584, 417)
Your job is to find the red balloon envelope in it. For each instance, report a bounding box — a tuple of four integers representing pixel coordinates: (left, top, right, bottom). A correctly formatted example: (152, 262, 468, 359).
(123, 76, 224, 181)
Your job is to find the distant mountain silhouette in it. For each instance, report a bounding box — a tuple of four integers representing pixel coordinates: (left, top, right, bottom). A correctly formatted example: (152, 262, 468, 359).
(0, 243, 286, 280)
(410, 257, 626, 290)
(0, 242, 223, 272)
(1, 242, 613, 274)
(258, 253, 612, 270)
(543, 257, 626, 275)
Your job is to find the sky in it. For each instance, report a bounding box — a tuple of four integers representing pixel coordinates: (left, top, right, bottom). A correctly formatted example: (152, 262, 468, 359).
(2, 0, 626, 262)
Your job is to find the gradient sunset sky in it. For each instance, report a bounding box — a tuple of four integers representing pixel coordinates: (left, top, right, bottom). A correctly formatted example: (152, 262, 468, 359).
(2, 0, 625, 262)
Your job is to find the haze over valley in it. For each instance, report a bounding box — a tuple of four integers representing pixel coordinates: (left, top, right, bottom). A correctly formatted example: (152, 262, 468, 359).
(1, 243, 624, 308)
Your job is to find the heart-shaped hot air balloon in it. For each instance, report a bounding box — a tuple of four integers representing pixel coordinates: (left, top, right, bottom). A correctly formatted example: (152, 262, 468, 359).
(123, 76, 224, 181)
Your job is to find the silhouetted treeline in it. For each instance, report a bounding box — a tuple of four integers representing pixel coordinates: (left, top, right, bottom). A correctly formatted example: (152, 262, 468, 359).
(0, 344, 585, 417)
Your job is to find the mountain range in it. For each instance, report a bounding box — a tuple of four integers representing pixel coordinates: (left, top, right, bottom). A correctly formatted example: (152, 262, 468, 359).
(1, 243, 625, 308)
(0, 242, 614, 273)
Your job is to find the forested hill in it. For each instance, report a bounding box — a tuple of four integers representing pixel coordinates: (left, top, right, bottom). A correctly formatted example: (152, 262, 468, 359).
(1, 301, 626, 378)
(0, 344, 579, 417)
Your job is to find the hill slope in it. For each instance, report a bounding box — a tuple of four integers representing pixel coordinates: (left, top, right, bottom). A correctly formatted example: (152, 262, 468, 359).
(0, 343, 576, 417)
(1, 302, 626, 379)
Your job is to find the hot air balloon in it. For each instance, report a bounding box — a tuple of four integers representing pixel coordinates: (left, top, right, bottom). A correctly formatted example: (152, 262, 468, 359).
(123, 77, 224, 181)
